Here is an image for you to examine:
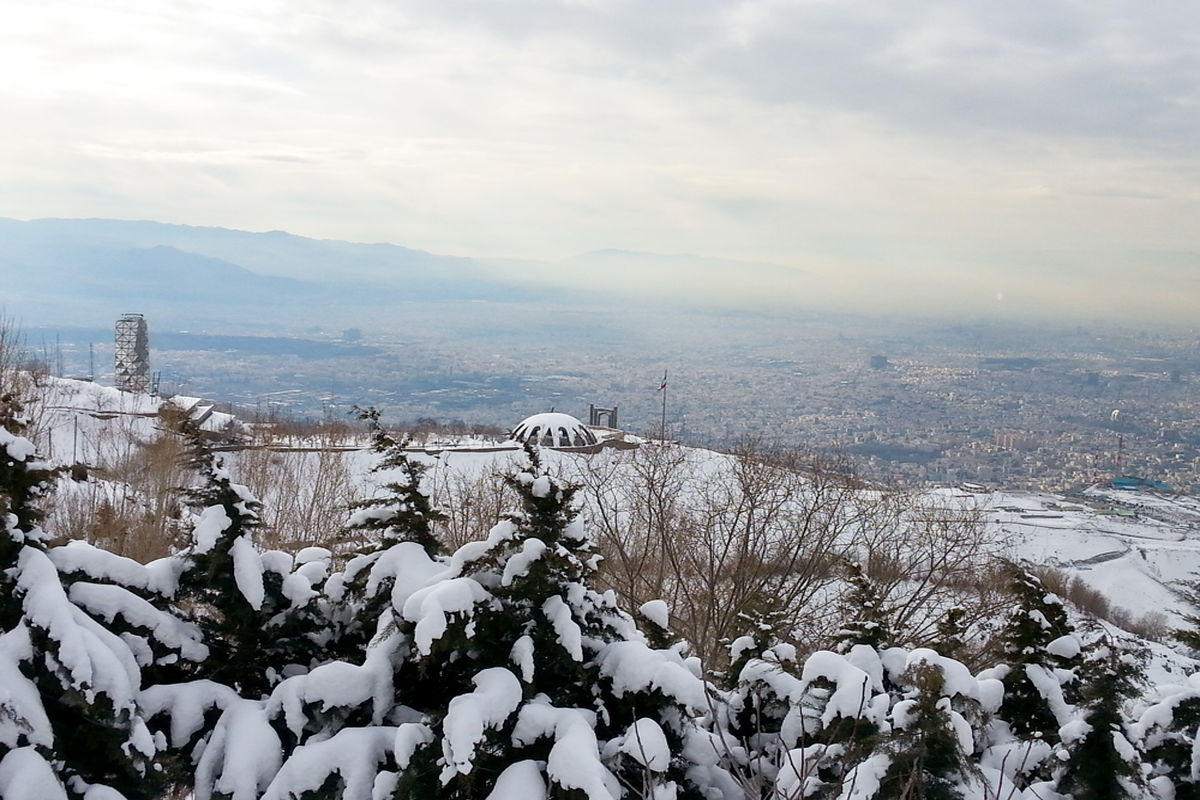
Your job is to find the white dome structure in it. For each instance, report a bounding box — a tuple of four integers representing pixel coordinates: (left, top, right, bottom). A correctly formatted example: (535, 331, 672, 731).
(510, 412, 598, 448)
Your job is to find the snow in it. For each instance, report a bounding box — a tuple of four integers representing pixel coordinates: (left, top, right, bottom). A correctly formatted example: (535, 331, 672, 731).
(774, 745, 824, 800)
(845, 644, 885, 693)
(839, 752, 891, 800)
(192, 505, 232, 555)
(230, 536, 266, 611)
(1137, 688, 1200, 753)
(1112, 729, 1138, 763)
(801, 651, 877, 725)
(1025, 664, 1075, 727)
(262, 726, 396, 800)
(639, 599, 670, 630)
(948, 702, 975, 755)
(393, 723, 433, 769)
(401, 577, 491, 655)
(544, 594, 584, 661)
(261, 550, 293, 576)
(619, 718, 671, 771)
(440, 668, 523, 780)
(16, 548, 140, 714)
(280, 571, 316, 606)
(372, 772, 399, 800)
(0, 630, 53, 750)
(502, 538, 548, 586)
(139, 680, 241, 748)
(728, 636, 756, 663)
(980, 740, 1052, 782)
(737, 655, 803, 706)
(0, 747, 67, 800)
(485, 760, 548, 800)
(67, 582, 208, 663)
(546, 711, 618, 800)
(977, 678, 1004, 715)
(0, 426, 38, 462)
(269, 619, 400, 735)
(512, 701, 579, 747)
(48, 540, 181, 596)
(295, 546, 330, 566)
(1058, 718, 1093, 746)
(1046, 634, 1081, 660)
(510, 635, 535, 682)
(507, 701, 621, 798)
(194, 699, 283, 800)
(905, 648, 980, 701)
(597, 640, 708, 711)
(358, 544, 438, 613)
(531, 475, 553, 498)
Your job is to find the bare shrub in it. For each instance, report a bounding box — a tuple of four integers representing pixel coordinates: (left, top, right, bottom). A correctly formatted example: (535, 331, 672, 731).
(850, 489, 1005, 654)
(426, 456, 519, 551)
(43, 408, 191, 561)
(1027, 564, 1166, 640)
(573, 443, 867, 666)
(229, 420, 366, 551)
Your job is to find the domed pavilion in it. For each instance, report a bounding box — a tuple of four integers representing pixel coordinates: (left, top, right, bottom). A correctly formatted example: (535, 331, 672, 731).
(510, 412, 599, 448)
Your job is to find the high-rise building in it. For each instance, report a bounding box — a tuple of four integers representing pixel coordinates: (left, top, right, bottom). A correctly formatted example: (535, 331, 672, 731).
(115, 313, 149, 393)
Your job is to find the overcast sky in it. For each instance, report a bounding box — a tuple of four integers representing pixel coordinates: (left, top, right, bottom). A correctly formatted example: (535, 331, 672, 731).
(4, 1, 1199, 321)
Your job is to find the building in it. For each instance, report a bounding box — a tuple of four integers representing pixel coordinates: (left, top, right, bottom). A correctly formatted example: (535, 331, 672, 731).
(114, 313, 149, 393)
(510, 412, 599, 448)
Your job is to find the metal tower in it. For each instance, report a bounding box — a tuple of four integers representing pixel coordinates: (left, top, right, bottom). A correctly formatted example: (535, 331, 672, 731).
(114, 313, 150, 392)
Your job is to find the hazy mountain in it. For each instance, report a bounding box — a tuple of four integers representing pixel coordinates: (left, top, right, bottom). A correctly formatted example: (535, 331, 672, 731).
(0, 217, 566, 329)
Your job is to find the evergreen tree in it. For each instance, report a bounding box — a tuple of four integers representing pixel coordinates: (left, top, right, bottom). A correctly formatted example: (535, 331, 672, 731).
(721, 611, 802, 796)
(1055, 626, 1145, 800)
(174, 421, 325, 696)
(931, 606, 968, 664)
(0, 393, 60, 630)
(330, 407, 446, 660)
(875, 653, 982, 800)
(0, 395, 161, 800)
(1138, 690, 1200, 800)
(832, 559, 891, 654)
(264, 442, 718, 799)
(994, 561, 1077, 742)
(1171, 574, 1200, 653)
(346, 406, 444, 557)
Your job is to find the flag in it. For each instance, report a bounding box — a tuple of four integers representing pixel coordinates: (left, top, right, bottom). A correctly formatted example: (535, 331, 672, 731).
(658, 372, 667, 391)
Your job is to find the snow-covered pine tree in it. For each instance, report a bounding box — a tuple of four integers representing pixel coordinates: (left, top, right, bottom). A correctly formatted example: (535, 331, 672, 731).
(872, 651, 984, 800)
(1137, 686, 1200, 800)
(774, 647, 891, 799)
(931, 606, 968, 665)
(993, 561, 1078, 743)
(1054, 625, 1145, 800)
(380, 443, 716, 800)
(346, 407, 444, 558)
(0, 395, 161, 800)
(720, 611, 803, 795)
(174, 421, 326, 696)
(832, 559, 891, 654)
(1171, 574, 1200, 654)
(330, 406, 446, 660)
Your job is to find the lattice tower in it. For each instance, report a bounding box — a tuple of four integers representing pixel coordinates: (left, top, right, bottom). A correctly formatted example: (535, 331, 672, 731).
(114, 314, 149, 392)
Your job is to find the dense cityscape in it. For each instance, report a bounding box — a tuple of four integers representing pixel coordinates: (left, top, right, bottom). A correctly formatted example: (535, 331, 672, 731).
(38, 312, 1200, 493)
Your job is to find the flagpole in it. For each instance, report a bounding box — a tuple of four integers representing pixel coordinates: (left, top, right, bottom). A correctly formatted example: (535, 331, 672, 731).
(660, 370, 667, 443)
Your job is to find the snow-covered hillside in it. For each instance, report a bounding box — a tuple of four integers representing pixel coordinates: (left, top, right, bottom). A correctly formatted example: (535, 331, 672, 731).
(11, 376, 1200, 799)
(27, 376, 1200, 636)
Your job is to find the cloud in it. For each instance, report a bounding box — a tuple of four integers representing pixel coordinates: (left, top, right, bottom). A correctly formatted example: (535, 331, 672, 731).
(2, 0, 1199, 323)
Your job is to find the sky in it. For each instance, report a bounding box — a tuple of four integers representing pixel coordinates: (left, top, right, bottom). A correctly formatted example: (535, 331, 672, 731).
(3, 1, 1199, 321)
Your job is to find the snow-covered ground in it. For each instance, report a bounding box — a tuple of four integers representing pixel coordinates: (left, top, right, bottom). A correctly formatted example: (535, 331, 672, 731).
(25, 377, 1200, 635)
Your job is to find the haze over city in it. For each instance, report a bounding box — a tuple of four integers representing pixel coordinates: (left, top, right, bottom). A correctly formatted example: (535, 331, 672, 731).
(4, 1, 1200, 321)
